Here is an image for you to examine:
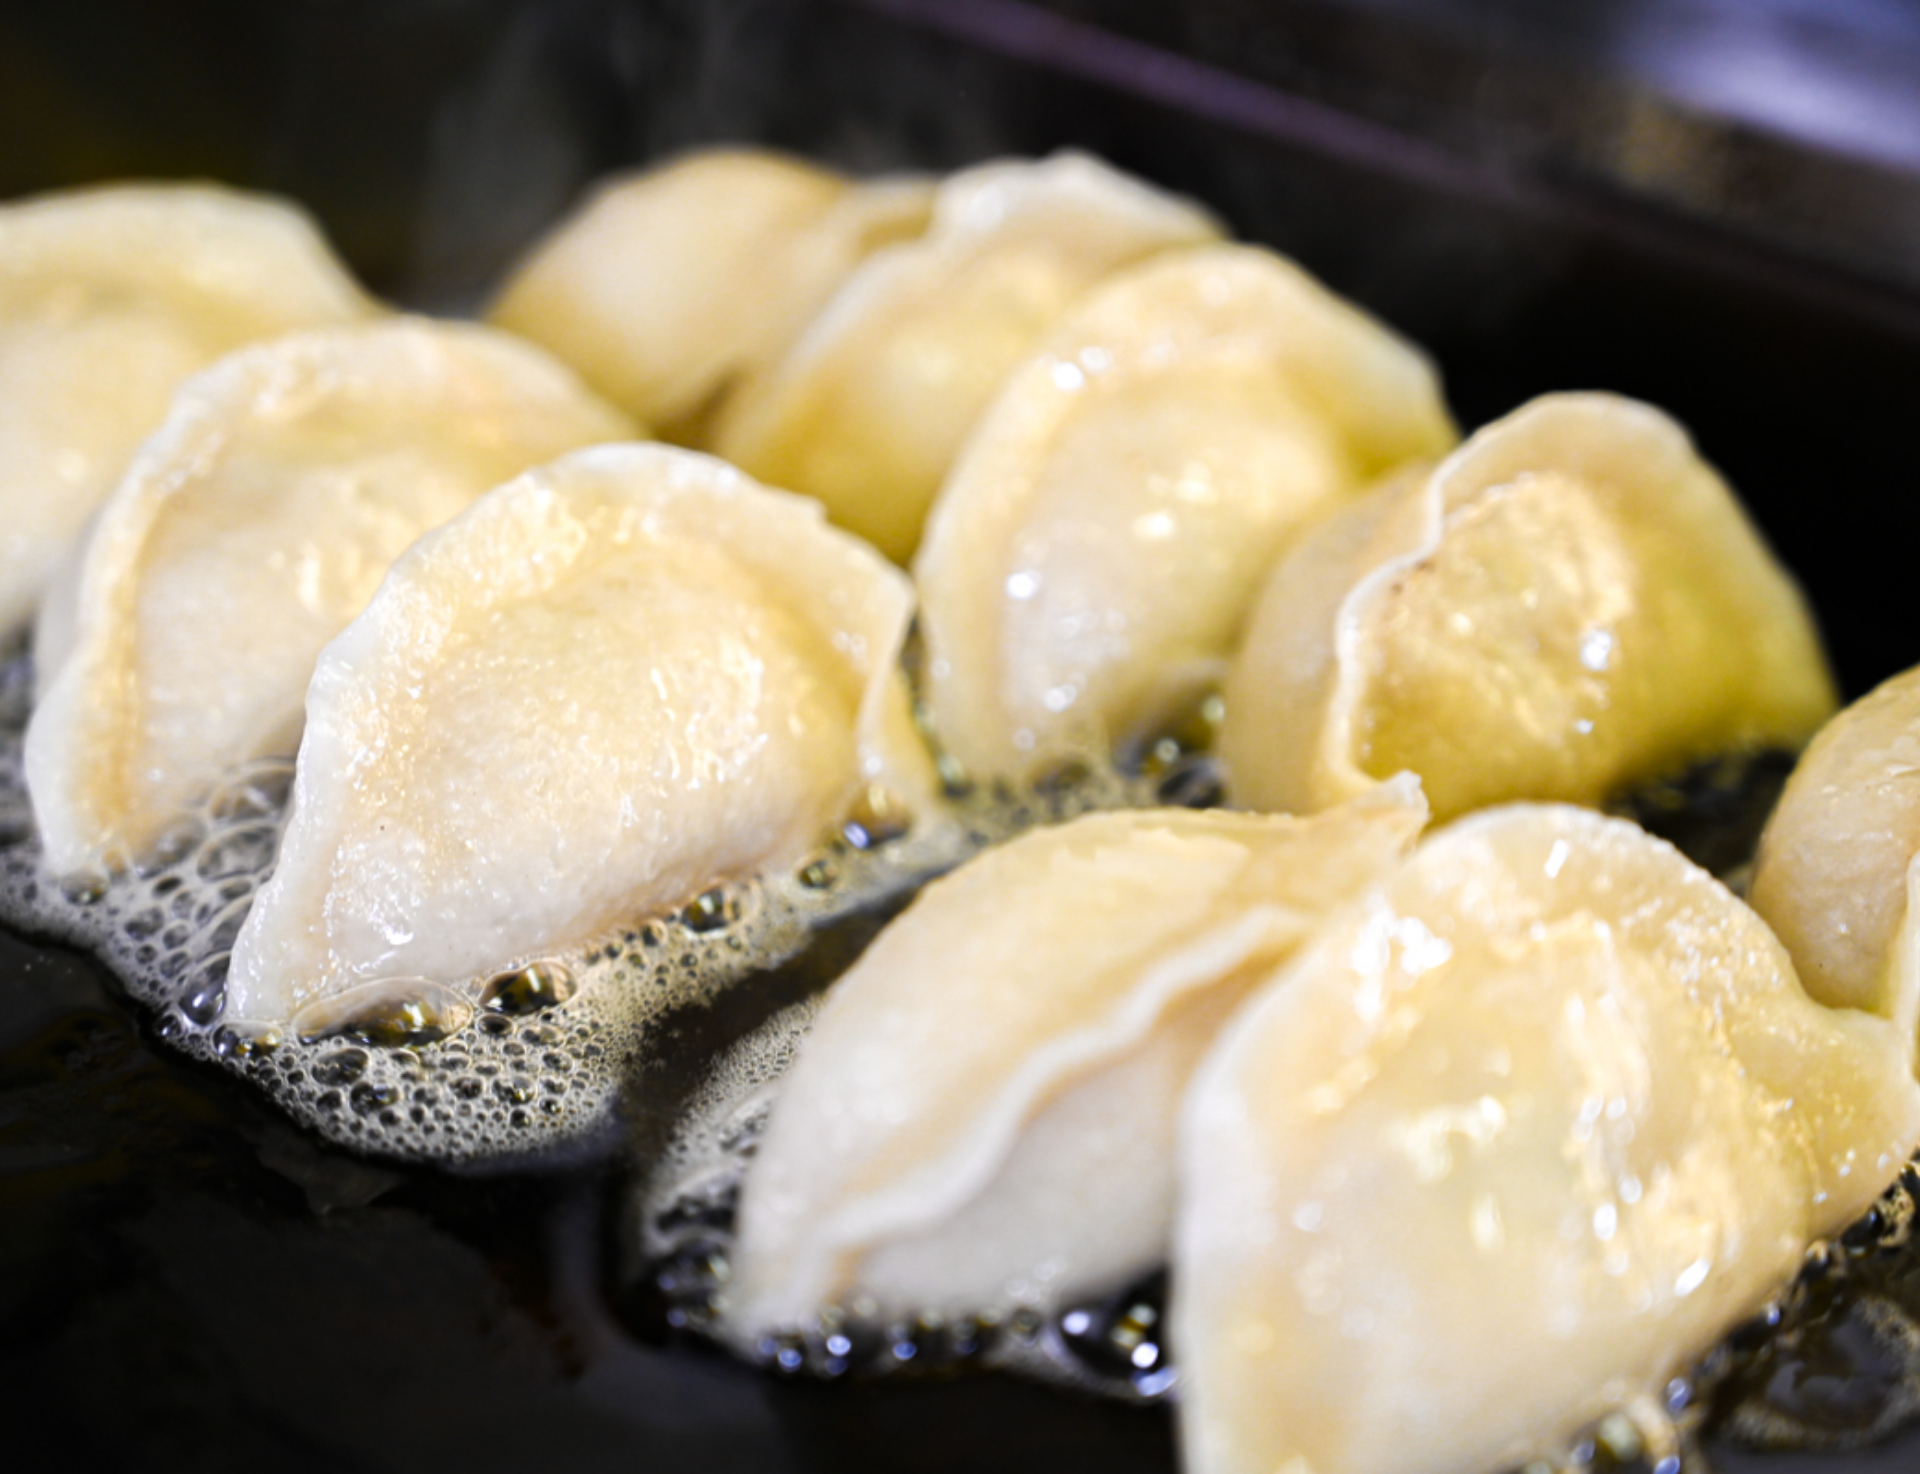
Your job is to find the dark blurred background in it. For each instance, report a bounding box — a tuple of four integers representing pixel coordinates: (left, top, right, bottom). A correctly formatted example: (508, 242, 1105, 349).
(8, 0, 1920, 306)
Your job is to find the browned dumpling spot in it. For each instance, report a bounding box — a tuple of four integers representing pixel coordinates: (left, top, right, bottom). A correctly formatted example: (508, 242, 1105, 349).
(488, 149, 933, 443)
(1219, 392, 1836, 822)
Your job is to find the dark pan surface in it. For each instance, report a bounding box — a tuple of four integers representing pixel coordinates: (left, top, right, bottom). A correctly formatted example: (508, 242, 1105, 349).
(5, 3, 1920, 1470)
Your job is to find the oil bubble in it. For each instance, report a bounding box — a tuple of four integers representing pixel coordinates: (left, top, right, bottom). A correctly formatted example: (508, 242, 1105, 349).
(481, 960, 577, 1015)
(292, 979, 474, 1047)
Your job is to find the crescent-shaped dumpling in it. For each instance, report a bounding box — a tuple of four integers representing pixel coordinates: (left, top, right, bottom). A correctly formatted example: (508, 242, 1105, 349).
(724, 779, 1427, 1340)
(23, 319, 635, 879)
(914, 244, 1456, 782)
(488, 149, 934, 441)
(0, 182, 379, 634)
(1749, 664, 1920, 1034)
(713, 152, 1223, 563)
(223, 443, 933, 1026)
(1174, 805, 1920, 1474)
(1218, 392, 1837, 822)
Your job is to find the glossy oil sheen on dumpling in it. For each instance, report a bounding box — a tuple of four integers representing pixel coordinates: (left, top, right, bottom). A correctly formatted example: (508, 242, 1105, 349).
(488, 149, 933, 441)
(24, 318, 635, 880)
(223, 443, 932, 1026)
(1750, 664, 1920, 1034)
(1219, 392, 1837, 822)
(723, 780, 1427, 1340)
(713, 151, 1223, 563)
(0, 182, 378, 634)
(1174, 805, 1920, 1474)
(914, 244, 1456, 781)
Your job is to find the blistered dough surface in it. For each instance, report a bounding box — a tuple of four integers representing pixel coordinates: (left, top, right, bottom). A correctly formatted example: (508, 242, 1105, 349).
(726, 782, 1426, 1337)
(0, 182, 378, 633)
(24, 319, 634, 879)
(915, 244, 1455, 779)
(1220, 392, 1837, 821)
(715, 152, 1222, 562)
(1174, 806, 1920, 1474)
(224, 443, 931, 1024)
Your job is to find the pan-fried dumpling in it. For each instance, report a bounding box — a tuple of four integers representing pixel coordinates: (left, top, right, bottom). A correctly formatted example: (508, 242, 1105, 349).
(714, 152, 1223, 563)
(224, 443, 933, 1026)
(24, 319, 635, 879)
(1749, 664, 1920, 1035)
(724, 780, 1427, 1340)
(1174, 805, 1920, 1474)
(488, 149, 934, 442)
(914, 244, 1456, 782)
(0, 182, 379, 633)
(1218, 393, 1837, 821)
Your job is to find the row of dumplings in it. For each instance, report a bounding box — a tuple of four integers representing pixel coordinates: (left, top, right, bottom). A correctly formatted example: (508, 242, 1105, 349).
(0, 148, 1911, 1474)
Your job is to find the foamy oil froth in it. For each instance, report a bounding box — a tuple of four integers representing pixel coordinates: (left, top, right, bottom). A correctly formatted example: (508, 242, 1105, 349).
(0, 636, 1194, 1167)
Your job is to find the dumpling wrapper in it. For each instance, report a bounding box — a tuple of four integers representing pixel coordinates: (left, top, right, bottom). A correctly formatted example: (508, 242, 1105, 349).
(714, 151, 1223, 563)
(1219, 392, 1837, 822)
(224, 443, 934, 1026)
(488, 149, 933, 441)
(914, 243, 1457, 781)
(1174, 805, 1920, 1474)
(724, 779, 1428, 1340)
(0, 182, 379, 634)
(24, 318, 636, 880)
(1750, 663, 1920, 1040)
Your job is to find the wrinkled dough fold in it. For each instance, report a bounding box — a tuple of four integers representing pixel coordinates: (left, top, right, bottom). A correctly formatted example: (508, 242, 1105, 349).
(24, 318, 634, 879)
(225, 443, 932, 1025)
(914, 243, 1456, 781)
(725, 780, 1427, 1339)
(714, 151, 1223, 563)
(1174, 805, 1920, 1474)
(0, 182, 378, 634)
(1220, 392, 1836, 821)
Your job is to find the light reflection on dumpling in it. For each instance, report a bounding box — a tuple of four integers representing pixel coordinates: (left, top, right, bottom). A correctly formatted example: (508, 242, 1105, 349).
(488, 149, 934, 443)
(714, 151, 1224, 563)
(23, 318, 635, 880)
(723, 779, 1426, 1340)
(914, 243, 1456, 782)
(1219, 392, 1837, 822)
(224, 442, 933, 1026)
(1173, 806, 1920, 1474)
(1750, 664, 1920, 1036)
(0, 182, 379, 634)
